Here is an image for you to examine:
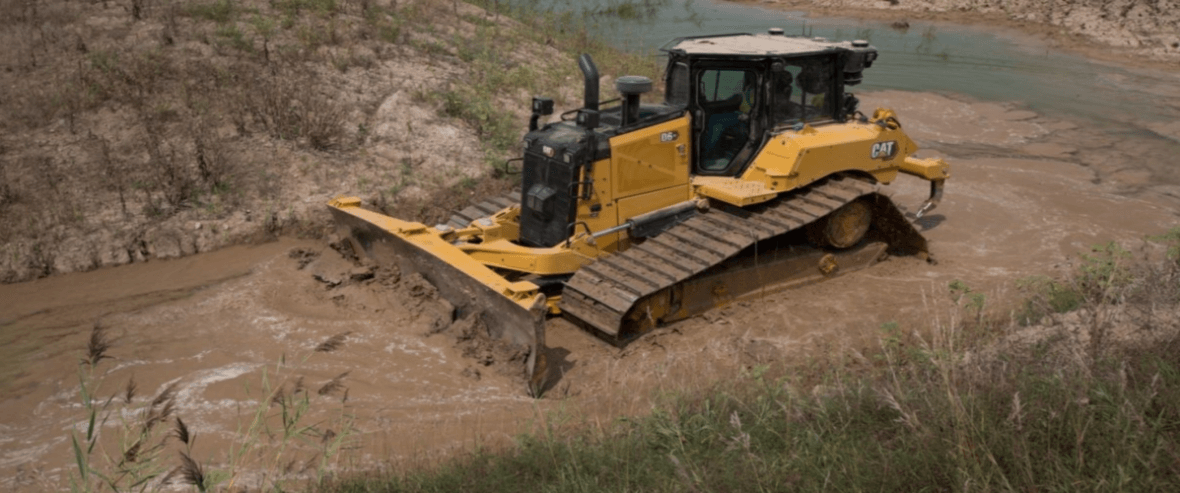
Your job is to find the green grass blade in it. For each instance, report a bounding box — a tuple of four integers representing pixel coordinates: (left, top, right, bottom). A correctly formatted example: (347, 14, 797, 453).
(70, 431, 88, 484)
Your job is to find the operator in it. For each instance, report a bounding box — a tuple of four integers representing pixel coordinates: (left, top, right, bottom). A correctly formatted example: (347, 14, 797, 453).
(797, 64, 830, 117)
(772, 70, 801, 123)
(702, 74, 756, 169)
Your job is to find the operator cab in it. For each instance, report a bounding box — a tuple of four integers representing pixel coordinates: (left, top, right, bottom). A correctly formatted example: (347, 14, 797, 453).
(662, 32, 878, 176)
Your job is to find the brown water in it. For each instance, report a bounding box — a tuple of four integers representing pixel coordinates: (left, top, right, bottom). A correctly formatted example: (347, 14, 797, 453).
(2, 88, 1178, 490)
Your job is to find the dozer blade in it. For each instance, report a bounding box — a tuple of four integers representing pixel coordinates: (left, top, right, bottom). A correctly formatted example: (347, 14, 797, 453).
(327, 197, 549, 396)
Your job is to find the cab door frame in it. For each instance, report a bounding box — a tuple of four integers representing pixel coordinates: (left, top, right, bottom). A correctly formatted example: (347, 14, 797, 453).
(689, 60, 768, 177)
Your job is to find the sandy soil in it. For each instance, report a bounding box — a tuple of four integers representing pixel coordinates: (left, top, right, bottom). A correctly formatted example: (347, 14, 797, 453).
(2, 83, 1177, 490)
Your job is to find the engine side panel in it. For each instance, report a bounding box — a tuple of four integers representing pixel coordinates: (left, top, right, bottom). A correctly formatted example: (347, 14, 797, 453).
(610, 115, 692, 200)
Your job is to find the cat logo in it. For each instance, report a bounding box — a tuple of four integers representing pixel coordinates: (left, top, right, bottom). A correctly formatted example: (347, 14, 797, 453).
(660, 131, 679, 143)
(871, 140, 898, 160)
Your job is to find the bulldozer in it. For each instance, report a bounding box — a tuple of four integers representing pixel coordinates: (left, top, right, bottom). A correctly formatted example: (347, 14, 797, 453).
(329, 31, 949, 395)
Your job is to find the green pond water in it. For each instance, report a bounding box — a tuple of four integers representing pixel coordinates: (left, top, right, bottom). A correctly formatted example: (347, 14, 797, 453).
(508, 0, 1180, 189)
(518, 0, 1179, 141)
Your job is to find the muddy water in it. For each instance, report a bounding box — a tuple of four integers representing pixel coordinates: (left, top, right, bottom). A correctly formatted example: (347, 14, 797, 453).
(0, 239, 542, 488)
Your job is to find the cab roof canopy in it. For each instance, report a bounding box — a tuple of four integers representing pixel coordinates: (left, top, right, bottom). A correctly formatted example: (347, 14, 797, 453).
(662, 32, 868, 58)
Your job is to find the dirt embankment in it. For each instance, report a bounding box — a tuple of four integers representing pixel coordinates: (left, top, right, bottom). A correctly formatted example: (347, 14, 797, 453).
(0, 0, 609, 283)
(746, 0, 1180, 64)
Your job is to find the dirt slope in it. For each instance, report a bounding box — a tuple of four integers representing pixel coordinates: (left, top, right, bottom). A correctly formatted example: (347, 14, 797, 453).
(0, 0, 599, 283)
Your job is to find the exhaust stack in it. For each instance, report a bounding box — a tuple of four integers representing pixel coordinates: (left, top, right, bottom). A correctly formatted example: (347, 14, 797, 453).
(578, 54, 599, 112)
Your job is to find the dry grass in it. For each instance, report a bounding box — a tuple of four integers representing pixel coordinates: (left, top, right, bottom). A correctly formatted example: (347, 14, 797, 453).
(1, 0, 590, 282)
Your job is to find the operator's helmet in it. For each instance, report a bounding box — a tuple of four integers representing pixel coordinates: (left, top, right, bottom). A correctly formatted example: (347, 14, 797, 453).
(774, 71, 794, 96)
(797, 64, 830, 94)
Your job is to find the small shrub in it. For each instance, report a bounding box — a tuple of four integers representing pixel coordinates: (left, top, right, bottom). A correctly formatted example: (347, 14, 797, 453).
(1077, 241, 1132, 298)
(194, 124, 233, 191)
(377, 21, 401, 43)
(139, 112, 197, 211)
(186, 0, 237, 23)
(274, 0, 342, 19)
(949, 278, 987, 326)
(1150, 226, 1180, 264)
(87, 50, 120, 74)
(215, 23, 253, 52)
(1015, 275, 1084, 325)
(436, 87, 517, 154)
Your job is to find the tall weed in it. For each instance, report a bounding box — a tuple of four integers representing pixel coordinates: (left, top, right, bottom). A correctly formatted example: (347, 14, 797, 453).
(69, 324, 177, 493)
(67, 323, 358, 491)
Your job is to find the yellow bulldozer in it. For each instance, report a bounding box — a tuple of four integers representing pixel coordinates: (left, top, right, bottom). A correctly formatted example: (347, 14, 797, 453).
(329, 31, 949, 395)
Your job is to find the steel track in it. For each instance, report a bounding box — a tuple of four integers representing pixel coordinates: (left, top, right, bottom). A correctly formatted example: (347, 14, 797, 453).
(558, 174, 928, 338)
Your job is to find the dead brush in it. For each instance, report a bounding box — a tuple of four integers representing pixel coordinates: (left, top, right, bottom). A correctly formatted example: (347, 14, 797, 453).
(140, 109, 198, 211)
(91, 133, 130, 217)
(236, 66, 349, 151)
(0, 158, 16, 208)
(194, 123, 233, 192)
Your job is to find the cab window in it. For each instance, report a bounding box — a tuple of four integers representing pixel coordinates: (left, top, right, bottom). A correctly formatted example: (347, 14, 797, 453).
(771, 56, 836, 125)
(699, 69, 750, 105)
(696, 68, 757, 173)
